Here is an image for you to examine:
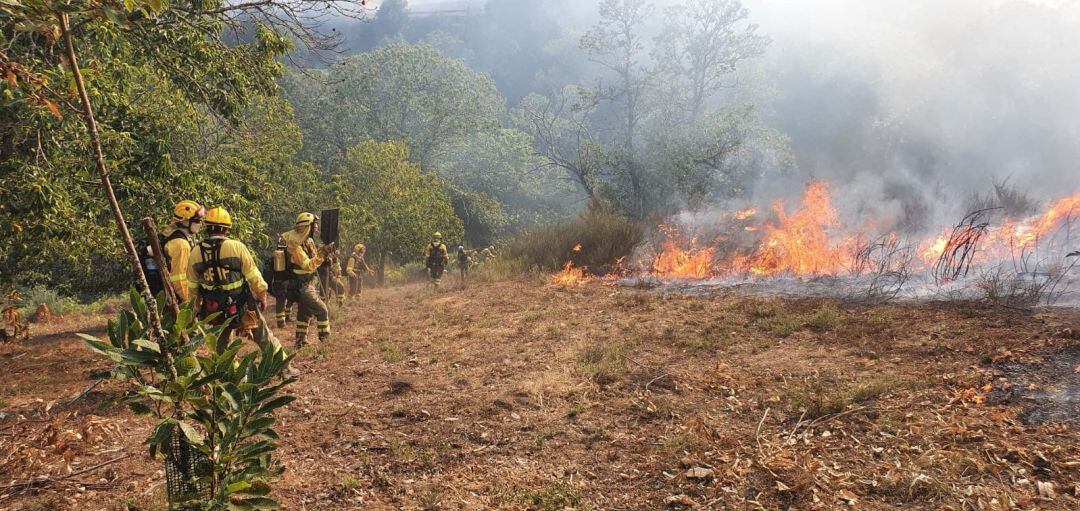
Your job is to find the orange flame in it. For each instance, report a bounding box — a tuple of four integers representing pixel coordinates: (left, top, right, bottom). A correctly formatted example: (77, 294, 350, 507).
(741, 181, 852, 276)
(650, 225, 716, 278)
(551, 243, 590, 285)
(960, 383, 993, 405)
(644, 183, 1080, 281)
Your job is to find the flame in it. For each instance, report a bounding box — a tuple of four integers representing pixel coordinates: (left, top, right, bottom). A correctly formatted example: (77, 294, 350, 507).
(732, 207, 757, 220)
(650, 225, 716, 278)
(640, 183, 1080, 283)
(740, 181, 852, 276)
(960, 383, 993, 405)
(551, 243, 590, 285)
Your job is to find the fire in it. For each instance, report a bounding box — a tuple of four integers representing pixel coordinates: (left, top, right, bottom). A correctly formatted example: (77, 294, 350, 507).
(732, 207, 757, 220)
(739, 181, 852, 276)
(640, 183, 1080, 285)
(551, 243, 590, 286)
(650, 225, 716, 278)
(960, 383, 993, 405)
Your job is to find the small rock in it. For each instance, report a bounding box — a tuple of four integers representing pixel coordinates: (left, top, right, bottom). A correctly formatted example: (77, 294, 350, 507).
(1037, 481, 1055, 500)
(685, 467, 713, 480)
(678, 457, 693, 468)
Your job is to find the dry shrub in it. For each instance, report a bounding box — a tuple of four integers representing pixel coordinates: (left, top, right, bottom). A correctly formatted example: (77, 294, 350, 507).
(508, 207, 643, 273)
(976, 263, 1075, 308)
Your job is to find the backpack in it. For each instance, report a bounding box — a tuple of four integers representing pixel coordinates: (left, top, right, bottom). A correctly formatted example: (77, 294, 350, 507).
(140, 229, 190, 297)
(426, 243, 447, 267)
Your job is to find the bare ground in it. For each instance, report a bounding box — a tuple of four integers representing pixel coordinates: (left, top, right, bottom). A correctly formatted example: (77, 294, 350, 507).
(1, 278, 1079, 510)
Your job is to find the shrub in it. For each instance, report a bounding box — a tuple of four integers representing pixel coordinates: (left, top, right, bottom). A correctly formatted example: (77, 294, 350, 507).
(786, 377, 894, 419)
(383, 262, 428, 286)
(508, 207, 643, 273)
(81, 291, 294, 509)
(471, 256, 530, 282)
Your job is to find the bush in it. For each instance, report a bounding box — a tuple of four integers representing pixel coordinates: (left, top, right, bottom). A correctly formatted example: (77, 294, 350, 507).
(508, 207, 643, 273)
(471, 256, 532, 283)
(81, 291, 294, 509)
(16, 286, 119, 320)
(806, 304, 842, 333)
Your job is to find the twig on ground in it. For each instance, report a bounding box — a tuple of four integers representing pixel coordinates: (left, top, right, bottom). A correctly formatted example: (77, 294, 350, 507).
(0, 453, 131, 492)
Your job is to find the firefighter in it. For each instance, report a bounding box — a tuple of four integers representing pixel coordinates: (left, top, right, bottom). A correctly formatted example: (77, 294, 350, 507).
(318, 247, 346, 306)
(143, 200, 204, 302)
(265, 236, 295, 328)
(346, 243, 374, 298)
(456, 245, 471, 285)
(423, 232, 449, 288)
(282, 212, 334, 348)
(185, 207, 272, 353)
(480, 245, 497, 263)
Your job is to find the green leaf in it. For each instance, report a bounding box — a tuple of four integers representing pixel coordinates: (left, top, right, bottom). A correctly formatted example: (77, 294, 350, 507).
(178, 421, 204, 445)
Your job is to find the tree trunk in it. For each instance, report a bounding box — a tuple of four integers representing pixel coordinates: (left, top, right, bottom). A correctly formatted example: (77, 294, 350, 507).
(376, 251, 387, 287)
(58, 12, 164, 341)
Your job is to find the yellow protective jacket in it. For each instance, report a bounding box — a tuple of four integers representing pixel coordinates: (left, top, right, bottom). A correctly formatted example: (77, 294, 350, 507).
(424, 242, 449, 268)
(185, 236, 268, 303)
(346, 252, 371, 277)
(282, 227, 324, 276)
(161, 226, 194, 302)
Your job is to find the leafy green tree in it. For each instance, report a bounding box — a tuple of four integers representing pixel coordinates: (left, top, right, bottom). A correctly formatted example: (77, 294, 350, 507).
(436, 128, 580, 243)
(284, 43, 502, 169)
(0, 1, 344, 293)
(336, 141, 462, 282)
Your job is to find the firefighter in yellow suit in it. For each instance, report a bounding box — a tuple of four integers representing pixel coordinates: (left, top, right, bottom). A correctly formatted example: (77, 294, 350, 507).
(423, 232, 449, 288)
(282, 212, 334, 348)
(346, 243, 374, 298)
(185, 207, 272, 353)
(163, 200, 204, 303)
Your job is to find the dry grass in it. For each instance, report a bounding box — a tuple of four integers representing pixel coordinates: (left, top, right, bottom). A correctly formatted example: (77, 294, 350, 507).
(1, 280, 1078, 510)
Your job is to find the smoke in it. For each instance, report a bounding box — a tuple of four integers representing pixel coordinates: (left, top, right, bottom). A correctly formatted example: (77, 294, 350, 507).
(740, 0, 1080, 231)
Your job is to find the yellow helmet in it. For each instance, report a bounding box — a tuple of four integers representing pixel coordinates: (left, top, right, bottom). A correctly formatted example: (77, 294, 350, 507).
(433, 232, 443, 239)
(173, 200, 205, 222)
(205, 207, 232, 228)
(354, 243, 365, 252)
(295, 212, 316, 227)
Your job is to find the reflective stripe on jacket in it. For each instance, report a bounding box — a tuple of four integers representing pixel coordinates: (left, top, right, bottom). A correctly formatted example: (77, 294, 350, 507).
(185, 237, 268, 301)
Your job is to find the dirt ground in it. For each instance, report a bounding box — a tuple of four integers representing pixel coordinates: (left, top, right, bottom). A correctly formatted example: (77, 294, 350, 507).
(1, 277, 1078, 510)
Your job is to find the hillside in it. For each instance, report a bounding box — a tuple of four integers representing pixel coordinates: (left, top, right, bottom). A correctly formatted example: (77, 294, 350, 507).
(1, 279, 1079, 510)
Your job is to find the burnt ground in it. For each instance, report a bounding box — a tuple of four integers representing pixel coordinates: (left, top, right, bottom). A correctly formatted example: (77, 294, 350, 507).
(1, 278, 1079, 510)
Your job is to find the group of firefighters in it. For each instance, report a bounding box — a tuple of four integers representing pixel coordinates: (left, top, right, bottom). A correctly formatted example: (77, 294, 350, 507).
(143, 200, 496, 354)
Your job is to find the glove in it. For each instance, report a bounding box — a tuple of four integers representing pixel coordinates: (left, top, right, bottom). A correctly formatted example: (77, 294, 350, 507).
(256, 294, 268, 311)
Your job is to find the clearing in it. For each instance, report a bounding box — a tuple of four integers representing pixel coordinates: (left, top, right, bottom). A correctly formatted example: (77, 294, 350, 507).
(1, 278, 1078, 510)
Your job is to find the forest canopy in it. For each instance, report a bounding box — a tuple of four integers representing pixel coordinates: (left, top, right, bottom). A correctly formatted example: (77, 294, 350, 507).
(1, 0, 785, 295)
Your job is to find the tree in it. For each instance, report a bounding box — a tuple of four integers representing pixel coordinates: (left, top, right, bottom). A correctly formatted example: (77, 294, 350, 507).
(436, 128, 580, 243)
(515, 88, 604, 205)
(336, 141, 462, 283)
(284, 43, 502, 170)
(654, 0, 769, 121)
(0, 1, 354, 293)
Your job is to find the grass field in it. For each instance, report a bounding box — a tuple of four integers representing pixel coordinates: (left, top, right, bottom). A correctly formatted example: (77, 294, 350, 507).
(1, 277, 1078, 510)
